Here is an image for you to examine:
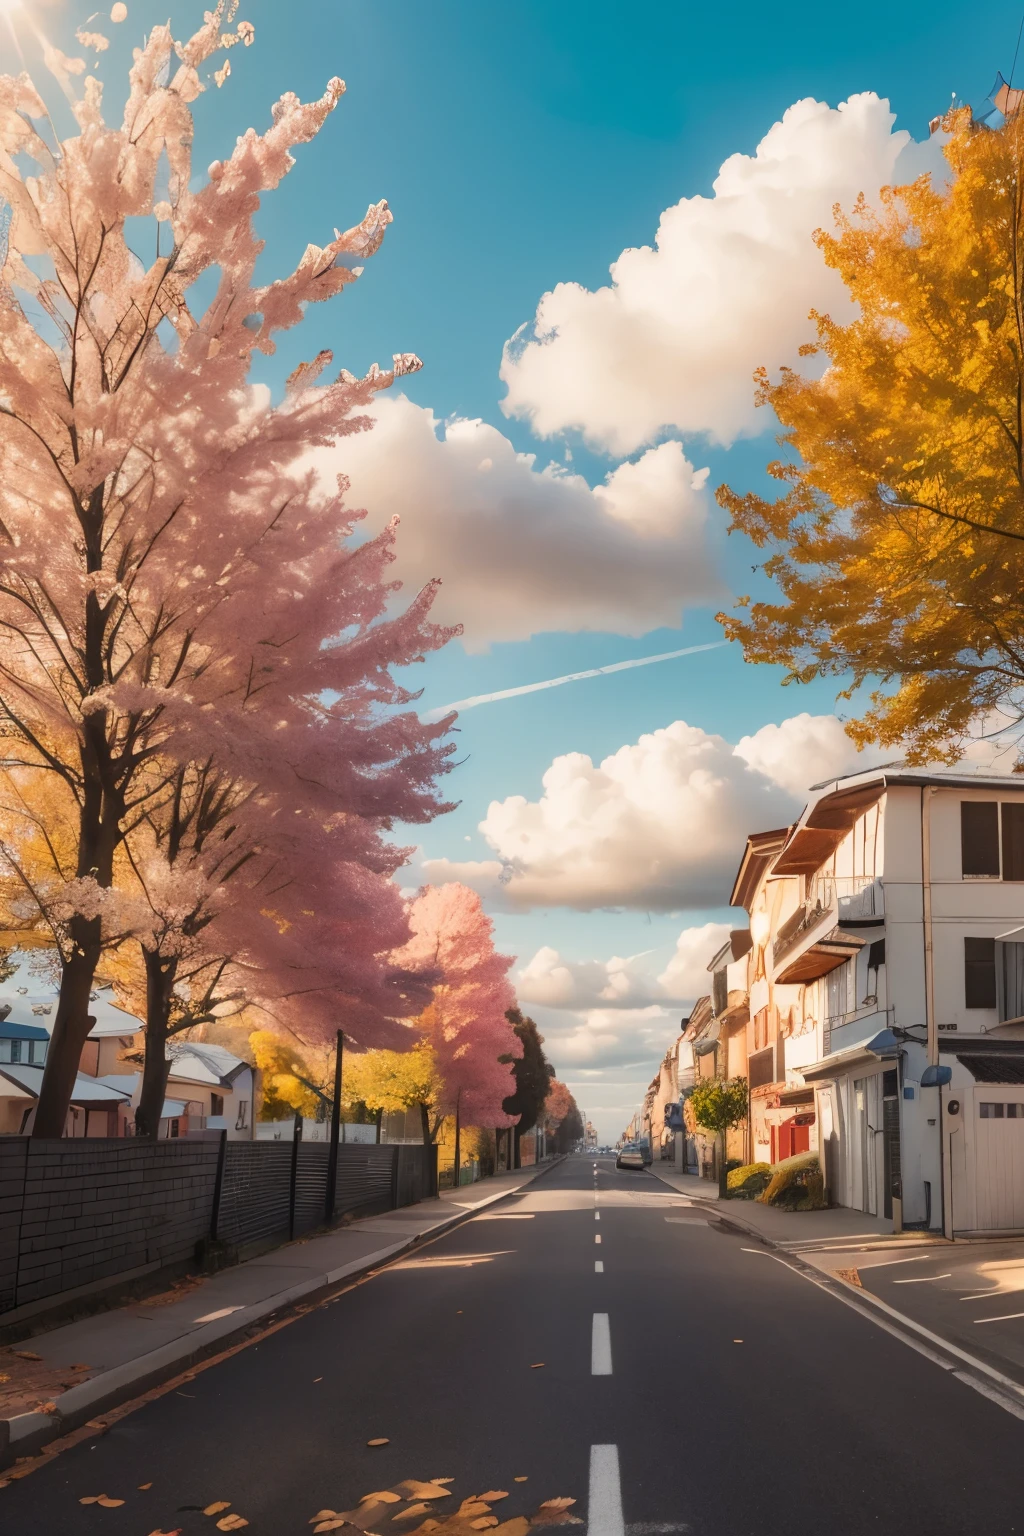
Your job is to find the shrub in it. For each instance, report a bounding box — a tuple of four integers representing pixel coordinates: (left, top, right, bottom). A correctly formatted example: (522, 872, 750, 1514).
(757, 1150, 826, 1211)
(726, 1161, 772, 1199)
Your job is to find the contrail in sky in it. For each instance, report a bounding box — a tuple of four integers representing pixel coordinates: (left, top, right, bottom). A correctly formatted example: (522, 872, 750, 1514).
(423, 640, 729, 721)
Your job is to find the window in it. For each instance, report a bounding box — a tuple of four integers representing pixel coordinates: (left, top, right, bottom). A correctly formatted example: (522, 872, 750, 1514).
(962, 801, 1000, 877)
(29, 1040, 46, 1065)
(235, 1098, 249, 1130)
(210, 1093, 224, 1117)
(826, 960, 850, 1020)
(712, 969, 728, 1016)
(9, 1040, 21, 1063)
(1005, 804, 1024, 881)
(980, 1102, 1024, 1119)
(965, 937, 997, 1008)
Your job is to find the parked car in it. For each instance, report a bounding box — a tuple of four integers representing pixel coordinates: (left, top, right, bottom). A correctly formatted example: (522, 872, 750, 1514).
(616, 1146, 646, 1170)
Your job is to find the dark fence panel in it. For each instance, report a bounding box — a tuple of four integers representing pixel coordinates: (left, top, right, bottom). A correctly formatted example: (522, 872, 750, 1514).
(0, 1133, 443, 1317)
(395, 1145, 437, 1208)
(2, 1138, 220, 1313)
(333, 1144, 395, 1219)
(294, 1142, 330, 1236)
(0, 1140, 27, 1312)
(215, 1142, 292, 1251)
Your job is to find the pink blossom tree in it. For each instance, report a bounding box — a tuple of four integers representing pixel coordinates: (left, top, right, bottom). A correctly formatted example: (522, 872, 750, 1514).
(395, 883, 521, 1140)
(0, 6, 458, 1135)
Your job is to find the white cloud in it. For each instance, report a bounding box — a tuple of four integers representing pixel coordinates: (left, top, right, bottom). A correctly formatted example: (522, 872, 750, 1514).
(534, 1005, 677, 1070)
(323, 395, 720, 650)
(516, 920, 731, 1010)
(734, 712, 888, 797)
(423, 712, 873, 912)
(500, 93, 935, 455)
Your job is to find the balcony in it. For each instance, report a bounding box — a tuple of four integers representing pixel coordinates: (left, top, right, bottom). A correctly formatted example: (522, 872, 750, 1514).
(772, 875, 883, 971)
(822, 1006, 894, 1060)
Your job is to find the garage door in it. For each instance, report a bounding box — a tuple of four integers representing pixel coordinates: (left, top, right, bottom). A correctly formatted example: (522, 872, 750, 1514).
(973, 1088, 1024, 1230)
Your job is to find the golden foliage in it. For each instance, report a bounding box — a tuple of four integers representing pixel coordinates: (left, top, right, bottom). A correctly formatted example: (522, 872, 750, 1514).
(249, 1029, 333, 1121)
(342, 1041, 438, 1114)
(718, 108, 1024, 761)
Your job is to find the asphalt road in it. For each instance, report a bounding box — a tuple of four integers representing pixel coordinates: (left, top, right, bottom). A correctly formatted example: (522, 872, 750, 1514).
(2, 1154, 1024, 1536)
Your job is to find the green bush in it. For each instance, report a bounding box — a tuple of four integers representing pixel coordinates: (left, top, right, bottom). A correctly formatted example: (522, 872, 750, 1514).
(726, 1161, 772, 1199)
(757, 1150, 826, 1211)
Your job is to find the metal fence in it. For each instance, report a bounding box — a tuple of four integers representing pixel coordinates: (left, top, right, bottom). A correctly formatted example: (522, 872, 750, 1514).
(0, 1134, 438, 1319)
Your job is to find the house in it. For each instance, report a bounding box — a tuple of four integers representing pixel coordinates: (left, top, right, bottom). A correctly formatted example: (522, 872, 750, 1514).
(706, 931, 754, 1164)
(0, 958, 255, 1138)
(731, 766, 1024, 1235)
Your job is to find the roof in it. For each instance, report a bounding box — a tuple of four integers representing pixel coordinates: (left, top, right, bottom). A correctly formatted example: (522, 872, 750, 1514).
(166, 1041, 248, 1088)
(0, 1019, 49, 1040)
(0, 1064, 132, 1106)
(0, 953, 143, 1038)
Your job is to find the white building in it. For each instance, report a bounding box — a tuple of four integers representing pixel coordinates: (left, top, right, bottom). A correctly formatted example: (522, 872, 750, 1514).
(739, 767, 1024, 1235)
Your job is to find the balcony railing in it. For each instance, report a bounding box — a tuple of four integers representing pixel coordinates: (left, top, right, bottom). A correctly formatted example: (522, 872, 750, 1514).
(773, 875, 883, 967)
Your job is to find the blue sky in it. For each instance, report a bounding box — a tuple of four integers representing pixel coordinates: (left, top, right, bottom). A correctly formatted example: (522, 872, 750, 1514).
(27, 0, 1024, 1136)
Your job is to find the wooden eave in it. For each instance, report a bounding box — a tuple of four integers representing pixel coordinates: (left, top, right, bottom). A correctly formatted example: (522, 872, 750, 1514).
(730, 827, 791, 911)
(773, 781, 886, 876)
(775, 931, 864, 985)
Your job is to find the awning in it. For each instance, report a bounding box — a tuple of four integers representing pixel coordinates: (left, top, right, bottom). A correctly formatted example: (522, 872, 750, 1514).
(773, 781, 886, 876)
(779, 1087, 815, 1107)
(939, 1035, 1024, 1084)
(799, 1043, 889, 1081)
(775, 928, 864, 985)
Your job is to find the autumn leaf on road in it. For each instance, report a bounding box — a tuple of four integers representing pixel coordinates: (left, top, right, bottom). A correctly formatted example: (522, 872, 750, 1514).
(204, 1503, 232, 1515)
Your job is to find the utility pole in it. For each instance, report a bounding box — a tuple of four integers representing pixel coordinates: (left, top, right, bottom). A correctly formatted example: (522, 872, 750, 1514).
(325, 1030, 344, 1224)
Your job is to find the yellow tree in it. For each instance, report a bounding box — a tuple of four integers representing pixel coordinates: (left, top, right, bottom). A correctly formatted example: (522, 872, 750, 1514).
(718, 107, 1024, 761)
(249, 1030, 335, 1122)
(342, 1041, 440, 1141)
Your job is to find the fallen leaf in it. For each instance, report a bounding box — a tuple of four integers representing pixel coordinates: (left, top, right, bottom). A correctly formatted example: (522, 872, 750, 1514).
(367, 1438, 389, 1447)
(147, 1530, 183, 1536)
(216, 1519, 249, 1532)
(529, 1364, 544, 1370)
(40, 1402, 57, 1414)
(395, 1483, 452, 1501)
(430, 1480, 455, 1486)
(456, 1502, 491, 1519)
(514, 1480, 528, 1484)
(538, 1502, 575, 1513)
(310, 1515, 338, 1524)
(314, 1524, 347, 1534)
(732, 1339, 743, 1344)
(139, 1482, 153, 1490)
(313, 1377, 323, 1383)
(361, 1493, 402, 1504)
(80, 1496, 101, 1505)
(392, 1504, 431, 1522)
(479, 1493, 509, 1502)
(204, 1502, 232, 1515)
(13, 1350, 43, 1361)
(491, 1520, 531, 1536)
(471, 1521, 499, 1530)
(97, 1496, 126, 1507)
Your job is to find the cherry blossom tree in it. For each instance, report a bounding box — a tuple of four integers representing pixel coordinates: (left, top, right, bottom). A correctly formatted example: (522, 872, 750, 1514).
(0, 6, 458, 1135)
(395, 883, 520, 1139)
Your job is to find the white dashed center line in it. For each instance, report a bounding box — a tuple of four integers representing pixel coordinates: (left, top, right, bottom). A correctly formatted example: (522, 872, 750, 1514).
(595, 1260, 604, 1273)
(588, 1445, 623, 1536)
(591, 1314, 613, 1375)
(595, 1233, 602, 1244)
(595, 1212, 600, 1221)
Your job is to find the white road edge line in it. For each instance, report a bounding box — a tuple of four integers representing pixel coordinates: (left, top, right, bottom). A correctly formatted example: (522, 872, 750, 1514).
(595, 1260, 604, 1273)
(739, 1247, 1024, 1420)
(975, 1311, 1024, 1324)
(591, 1313, 613, 1375)
(588, 1444, 624, 1536)
(892, 1274, 952, 1284)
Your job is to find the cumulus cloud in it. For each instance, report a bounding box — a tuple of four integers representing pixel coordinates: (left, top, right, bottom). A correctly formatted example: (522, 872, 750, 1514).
(423, 712, 874, 911)
(500, 94, 938, 455)
(734, 712, 890, 797)
(322, 395, 720, 649)
(535, 1005, 678, 1070)
(517, 921, 731, 1010)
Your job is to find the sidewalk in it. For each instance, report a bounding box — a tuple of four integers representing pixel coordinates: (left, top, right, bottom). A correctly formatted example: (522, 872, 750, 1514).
(0, 1159, 561, 1470)
(649, 1165, 939, 1251)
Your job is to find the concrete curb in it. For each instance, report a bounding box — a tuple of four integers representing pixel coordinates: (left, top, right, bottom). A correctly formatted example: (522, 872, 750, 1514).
(0, 1156, 565, 1469)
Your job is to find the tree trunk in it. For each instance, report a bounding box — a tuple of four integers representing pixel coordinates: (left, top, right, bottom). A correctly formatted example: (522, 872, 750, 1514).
(375, 1106, 383, 1144)
(135, 948, 179, 1140)
(32, 697, 123, 1138)
(31, 925, 99, 1137)
(513, 1121, 522, 1169)
(718, 1130, 729, 1199)
(419, 1101, 432, 1145)
(453, 1096, 461, 1188)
